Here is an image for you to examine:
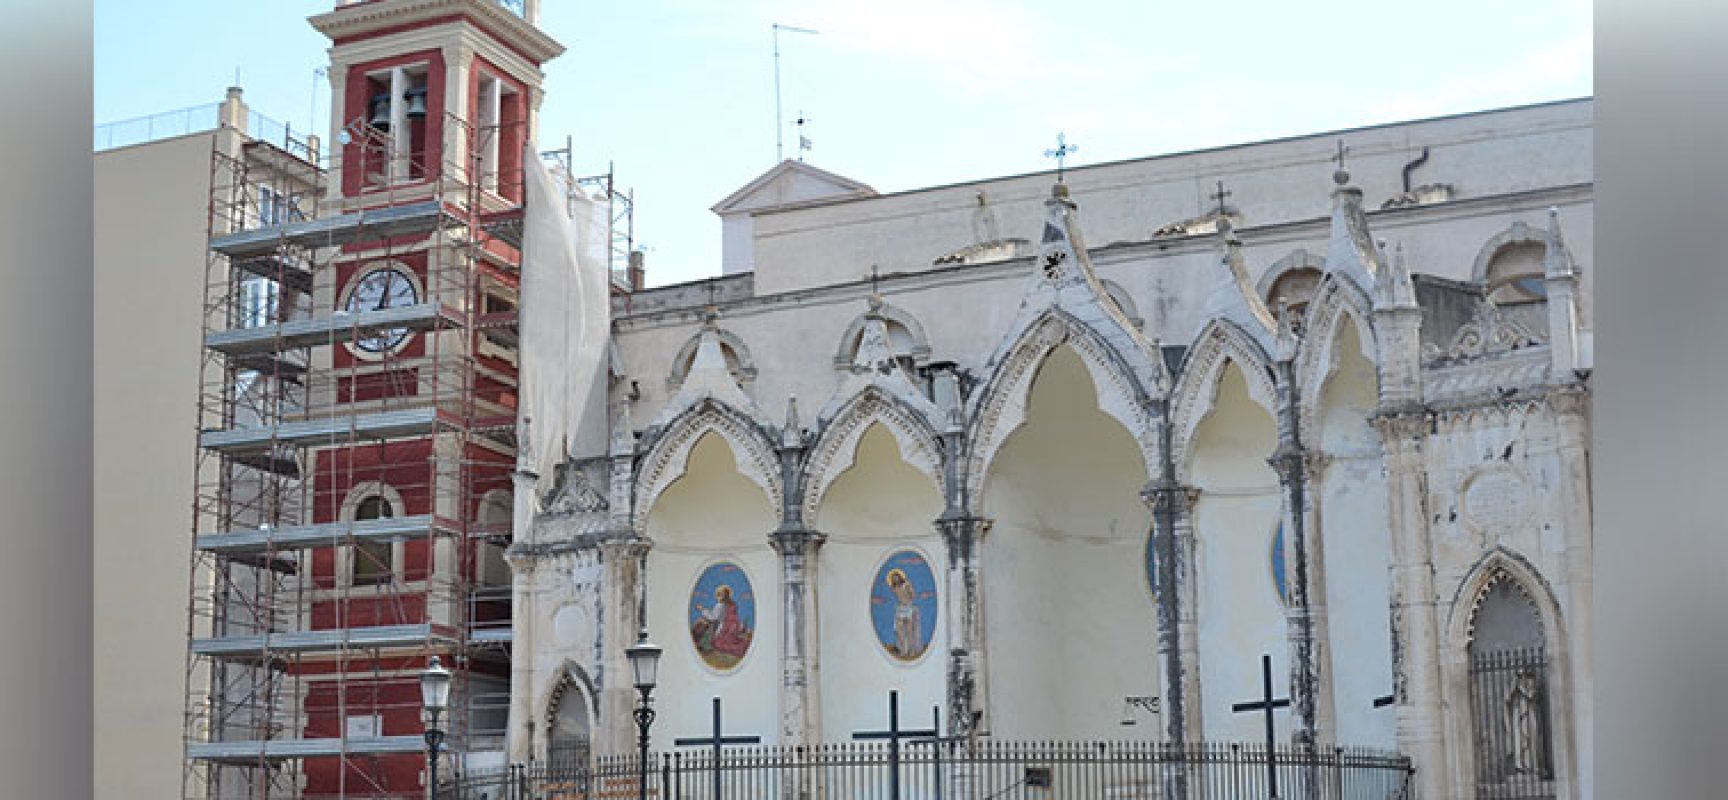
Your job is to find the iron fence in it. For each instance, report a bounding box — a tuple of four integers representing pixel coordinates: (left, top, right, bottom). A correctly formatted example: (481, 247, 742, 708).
(1470, 647, 1556, 799)
(443, 740, 1411, 800)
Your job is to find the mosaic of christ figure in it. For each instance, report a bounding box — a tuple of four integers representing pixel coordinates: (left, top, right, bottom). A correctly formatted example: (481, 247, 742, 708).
(870, 549, 938, 662)
(688, 562, 754, 671)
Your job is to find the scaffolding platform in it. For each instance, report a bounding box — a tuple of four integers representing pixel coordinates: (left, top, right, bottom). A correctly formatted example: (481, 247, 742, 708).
(190, 623, 459, 661)
(195, 514, 457, 556)
(209, 199, 455, 258)
(232, 253, 314, 294)
(204, 302, 463, 356)
(200, 407, 439, 453)
(187, 735, 426, 764)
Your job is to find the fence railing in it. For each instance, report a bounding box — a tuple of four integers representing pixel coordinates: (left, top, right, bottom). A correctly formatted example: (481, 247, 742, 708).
(442, 740, 1413, 800)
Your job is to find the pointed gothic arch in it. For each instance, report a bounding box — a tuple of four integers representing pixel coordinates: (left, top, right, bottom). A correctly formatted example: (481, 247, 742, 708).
(802, 387, 945, 524)
(1294, 273, 1379, 446)
(1169, 319, 1280, 476)
(1443, 548, 1574, 800)
(542, 661, 599, 768)
(964, 308, 1159, 502)
(632, 399, 782, 533)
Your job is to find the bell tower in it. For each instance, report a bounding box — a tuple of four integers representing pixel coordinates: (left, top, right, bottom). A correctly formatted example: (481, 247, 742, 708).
(183, 3, 563, 799)
(314, 0, 562, 203)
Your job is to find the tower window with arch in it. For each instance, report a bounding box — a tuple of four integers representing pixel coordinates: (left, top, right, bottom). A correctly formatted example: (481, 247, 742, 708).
(350, 494, 395, 586)
(1467, 573, 1556, 797)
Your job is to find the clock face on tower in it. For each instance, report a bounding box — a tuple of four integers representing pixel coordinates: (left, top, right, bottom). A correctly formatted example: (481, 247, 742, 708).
(344, 265, 420, 354)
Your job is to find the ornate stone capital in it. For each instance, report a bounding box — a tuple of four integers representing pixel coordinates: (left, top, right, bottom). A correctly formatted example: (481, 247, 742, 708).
(936, 514, 991, 563)
(768, 528, 827, 556)
(1142, 480, 1200, 513)
(596, 536, 651, 564)
(1371, 409, 1431, 442)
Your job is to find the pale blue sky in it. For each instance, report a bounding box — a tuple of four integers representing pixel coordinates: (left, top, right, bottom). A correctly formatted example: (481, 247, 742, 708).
(95, 1, 1591, 287)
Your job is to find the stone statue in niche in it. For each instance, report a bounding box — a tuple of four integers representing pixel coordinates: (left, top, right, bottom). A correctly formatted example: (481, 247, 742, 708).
(871, 549, 938, 663)
(688, 562, 754, 671)
(1506, 669, 1544, 775)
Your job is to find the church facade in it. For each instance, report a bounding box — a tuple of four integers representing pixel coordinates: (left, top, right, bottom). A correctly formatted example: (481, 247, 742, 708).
(507, 98, 1593, 800)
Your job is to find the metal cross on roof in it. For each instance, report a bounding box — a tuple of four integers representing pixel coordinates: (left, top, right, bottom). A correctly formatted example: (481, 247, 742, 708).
(1045, 133, 1078, 183)
(1210, 180, 1233, 216)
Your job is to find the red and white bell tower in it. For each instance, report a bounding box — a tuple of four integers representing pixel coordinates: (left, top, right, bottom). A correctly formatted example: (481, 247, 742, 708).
(185, 3, 563, 799)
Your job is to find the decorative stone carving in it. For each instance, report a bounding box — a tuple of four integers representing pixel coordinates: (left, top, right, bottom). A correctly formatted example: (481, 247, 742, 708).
(1438, 299, 1544, 363)
(1459, 466, 1534, 537)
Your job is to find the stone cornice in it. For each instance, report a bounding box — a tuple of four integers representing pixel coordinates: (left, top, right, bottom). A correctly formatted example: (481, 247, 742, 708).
(312, 0, 564, 65)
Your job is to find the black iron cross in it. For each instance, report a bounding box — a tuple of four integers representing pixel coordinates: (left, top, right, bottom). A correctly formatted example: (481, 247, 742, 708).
(852, 690, 938, 800)
(1210, 180, 1232, 216)
(1045, 133, 1078, 183)
(869, 264, 881, 295)
(1232, 653, 1292, 799)
(705, 280, 720, 308)
(673, 696, 762, 800)
(1332, 139, 1350, 173)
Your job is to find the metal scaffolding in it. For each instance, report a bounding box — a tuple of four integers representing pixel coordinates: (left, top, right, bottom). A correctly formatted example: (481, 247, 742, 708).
(184, 110, 526, 800)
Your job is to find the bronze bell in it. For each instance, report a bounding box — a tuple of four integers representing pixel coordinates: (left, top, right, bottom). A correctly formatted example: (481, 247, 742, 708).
(404, 86, 428, 119)
(368, 92, 392, 130)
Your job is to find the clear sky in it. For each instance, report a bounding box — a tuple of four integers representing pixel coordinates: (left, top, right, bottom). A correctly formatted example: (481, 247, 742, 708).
(95, 0, 1591, 288)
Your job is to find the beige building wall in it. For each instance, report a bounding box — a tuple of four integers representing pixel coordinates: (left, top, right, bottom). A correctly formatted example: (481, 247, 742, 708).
(94, 130, 219, 800)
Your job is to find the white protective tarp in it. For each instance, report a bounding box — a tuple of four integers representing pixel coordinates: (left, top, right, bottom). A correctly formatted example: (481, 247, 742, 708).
(519, 155, 611, 498)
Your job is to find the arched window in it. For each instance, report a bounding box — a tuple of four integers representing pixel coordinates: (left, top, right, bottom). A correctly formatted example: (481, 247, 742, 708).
(1265, 267, 1323, 334)
(351, 494, 395, 586)
(1467, 573, 1554, 796)
(1484, 243, 1549, 305)
(546, 675, 592, 773)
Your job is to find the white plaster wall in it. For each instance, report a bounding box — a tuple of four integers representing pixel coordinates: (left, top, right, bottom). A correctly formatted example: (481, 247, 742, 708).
(981, 347, 1160, 741)
(643, 433, 781, 749)
(721, 214, 754, 275)
(1190, 363, 1287, 743)
(1314, 320, 1397, 748)
(814, 425, 947, 742)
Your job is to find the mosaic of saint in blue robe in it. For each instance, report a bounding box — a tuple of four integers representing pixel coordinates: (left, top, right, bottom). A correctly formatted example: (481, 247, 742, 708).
(688, 562, 755, 671)
(870, 550, 938, 662)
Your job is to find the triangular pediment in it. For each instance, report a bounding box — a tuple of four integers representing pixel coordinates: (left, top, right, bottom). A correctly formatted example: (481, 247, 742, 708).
(710, 160, 876, 215)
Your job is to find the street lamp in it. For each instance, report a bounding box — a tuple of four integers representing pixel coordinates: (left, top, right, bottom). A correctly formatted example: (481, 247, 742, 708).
(625, 628, 663, 800)
(421, 655, 453, 800)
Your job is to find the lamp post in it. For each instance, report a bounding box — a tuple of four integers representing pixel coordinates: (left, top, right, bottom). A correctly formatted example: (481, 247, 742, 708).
(625, 628, 663, 800)
(421, 655, 453, 800)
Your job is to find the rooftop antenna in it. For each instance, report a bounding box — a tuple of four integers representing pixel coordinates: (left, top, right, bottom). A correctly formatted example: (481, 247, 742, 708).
(773, 23, 819, 163)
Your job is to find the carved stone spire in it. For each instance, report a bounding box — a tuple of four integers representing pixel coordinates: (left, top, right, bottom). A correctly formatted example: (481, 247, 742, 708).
(1203, 216, 1278, 346)
(1324, 162, 1384, 294)
(780, 394, 804, 449)
(1544, 206, 1575, 279)
(1374, 240, 1418, 312)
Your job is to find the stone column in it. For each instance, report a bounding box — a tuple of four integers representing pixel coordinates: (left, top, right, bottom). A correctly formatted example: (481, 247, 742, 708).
(504, 472, 540, 764)
(936, 512, 990, 743)
(770, 529, 824, 749)
(595, 537, 649, 755)
(1144, 478, 1203, 748)
(1373, 411, 1447, 800)
(1550, 388, 1593, 795)
(1269, 444, 1336, 749)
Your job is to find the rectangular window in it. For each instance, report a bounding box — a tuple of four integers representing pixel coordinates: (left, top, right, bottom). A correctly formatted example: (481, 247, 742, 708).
(237, 278, 279, 329)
